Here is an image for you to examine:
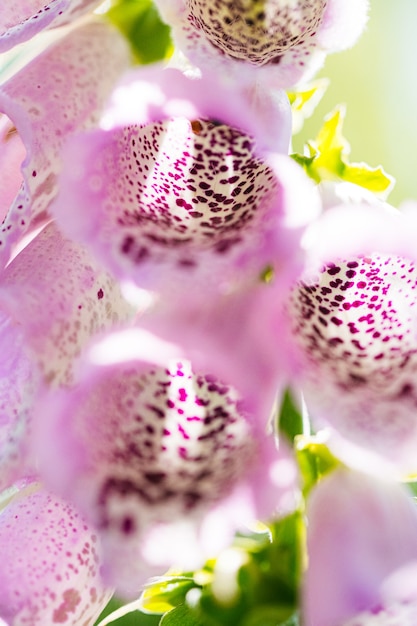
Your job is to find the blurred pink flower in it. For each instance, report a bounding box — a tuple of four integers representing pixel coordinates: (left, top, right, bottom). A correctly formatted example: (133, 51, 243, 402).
(52, 65, 300, 298)
(138, 189, 417, 476)
(0, 480, 112, 625)
(0, 20, 130, 266)
(304, 468, 417, 626)
(0, 220, 133, 493)
(290, 199, 417, 474)
(0, 0, 104, 52)
(34, 327, 299, 597)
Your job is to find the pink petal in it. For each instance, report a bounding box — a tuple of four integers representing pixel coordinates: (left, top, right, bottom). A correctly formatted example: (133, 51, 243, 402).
(142, 282, 296, 431)
(99, 66, 291, 154)
(154, 0, 368, 87)
(0, 481, 112, 625)
(0, 317, 41, 491)
(290, 203, 417, 473)
(56, 132, 295, 295)
(0, 115, 25, 222)
(34, 328, 295, 596)
(304, 470, 417, 626)
(136, 437, 299, 575)
(0, 0, 104, 52)
(318, 0, 370, 51)
(132, 157, 319, 425)
(52, 64, 310, 298)
(0, 221, 134, 387)
(0, 20, 130, 266)
(0, 220, 133, 491)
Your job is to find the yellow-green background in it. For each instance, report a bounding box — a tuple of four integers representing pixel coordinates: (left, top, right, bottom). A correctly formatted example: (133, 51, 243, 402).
(294, 1, 415, 207)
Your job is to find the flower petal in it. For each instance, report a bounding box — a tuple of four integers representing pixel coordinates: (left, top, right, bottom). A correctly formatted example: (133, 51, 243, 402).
(304, 469, 417, 626)
(0, 115, 25, 222)
(56, 128, 290, 294)
(0, 0, 104, 52)
(0, 220, 134, 491)
(0, 481, 112, 625)
(0, 20, 130, 266)
(290, 203, 417, 473)
(317, 0, 370, 51)
(0, 316, 41, 491)
(0, 221, 135, 387)
(142, 283, 295, 431)
(99, 66, 292, 154)
(154, 0, 368, 87)
(34, 328, 295, 595)
(52, 66, 307, 297)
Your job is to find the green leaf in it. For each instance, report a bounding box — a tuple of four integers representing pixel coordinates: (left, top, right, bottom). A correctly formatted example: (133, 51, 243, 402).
(289, 152, 316, 174)
(277, 389, 304, 443)
(187, 511, 306, 625)
(287, 78, 329, 134)
(159, 604, 206, 626)
(240, 605, 295, 626)
(233, 526, 273, 554)
(141, 576, 198, 614)
(291, 106, 395, 198)
(94, 596, 161, 625)
(279, 613, 300, 626)
(312, 106, 348, 178)
(126, 509, 307, 626)
(342, 161, 396, 195)
(295, 435, 340, 497)
(264, 511, 305, 599)
(106, 0, 173, 64)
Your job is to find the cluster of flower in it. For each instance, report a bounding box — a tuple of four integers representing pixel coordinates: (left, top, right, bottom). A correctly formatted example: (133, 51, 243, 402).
(2, 1, 417, 625)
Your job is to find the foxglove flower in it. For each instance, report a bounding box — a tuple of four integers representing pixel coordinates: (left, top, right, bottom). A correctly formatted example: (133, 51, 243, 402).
(0, 0, 104, 52)
(304, 468, 417, 626)
(0, 20, 130, 267)
(1, 221, 134, 386)
(34, 327, 299, 597)
(0, 480, 112, 625)
(154, 0, 369, 88)
(52, 65, 317, 301)
(290, 199, 417, 474)
(0, 220, 134, 492)
(143, 191, 417, 476)
(140, 279, 305, 437)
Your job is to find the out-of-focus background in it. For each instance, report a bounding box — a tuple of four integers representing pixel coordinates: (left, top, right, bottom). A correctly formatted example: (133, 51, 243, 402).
(294, 0, 415, 207)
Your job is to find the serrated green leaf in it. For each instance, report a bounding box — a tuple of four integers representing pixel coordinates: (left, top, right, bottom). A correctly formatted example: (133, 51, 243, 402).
(342, 162, 394, 194)
(159, 604, 205, 626)
(141, 576, 197, 614)
(311, 106, 348, 178)
(315, 106, 346, 154)
(291, 106, 395, 198)
(287, 79, 329, 134)
(106, 0, 173, 64)
(290, 153, 318, 180)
